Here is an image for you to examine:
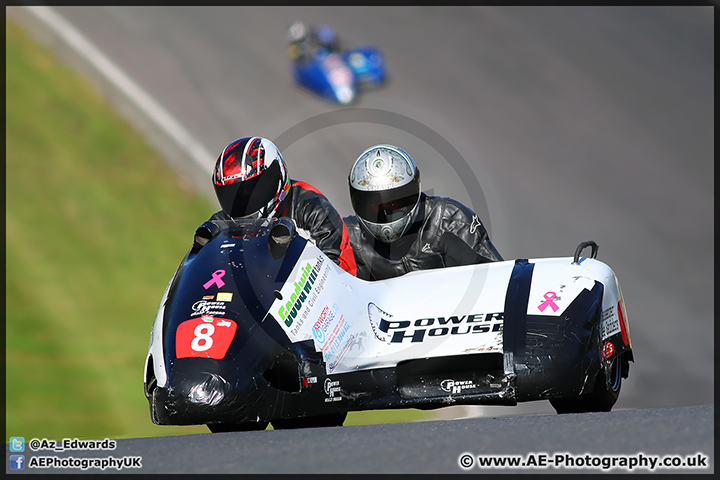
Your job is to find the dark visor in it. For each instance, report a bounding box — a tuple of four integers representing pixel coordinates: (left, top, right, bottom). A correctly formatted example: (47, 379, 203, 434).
(215, 161, 283, 218)
(350, 178, 420, 224)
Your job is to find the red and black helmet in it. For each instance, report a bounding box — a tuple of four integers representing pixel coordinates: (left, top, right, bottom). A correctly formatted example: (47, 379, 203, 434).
(212, 137, 290, 219)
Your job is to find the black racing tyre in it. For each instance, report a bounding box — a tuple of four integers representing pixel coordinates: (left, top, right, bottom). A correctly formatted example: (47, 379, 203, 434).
(271, 412, 347, 430)
(149, 386, 161, 425)
(550, 356, 622, 414)
(207, 422, 269, 433)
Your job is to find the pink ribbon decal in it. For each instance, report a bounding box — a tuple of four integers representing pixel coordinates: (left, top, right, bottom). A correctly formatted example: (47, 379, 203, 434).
(203, 269, 226, 290)
(538, 291, 559, 312)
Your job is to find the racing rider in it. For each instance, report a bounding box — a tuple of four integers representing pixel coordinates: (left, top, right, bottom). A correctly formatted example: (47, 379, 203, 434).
(287, 21, 310, 61)
(314, 24, 340, 52)
(344, 144, 502, 280)
(194, 136, 357, 276)
(287, 21, 340, 62)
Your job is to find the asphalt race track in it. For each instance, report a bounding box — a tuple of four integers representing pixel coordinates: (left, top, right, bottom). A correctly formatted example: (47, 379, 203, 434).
(10, 406, 715, 474)
(8, 5, 714, 474)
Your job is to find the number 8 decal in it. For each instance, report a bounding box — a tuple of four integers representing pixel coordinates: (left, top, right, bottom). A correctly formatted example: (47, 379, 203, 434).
(190, 323, 215, 352)
(176, 317, 237, 359)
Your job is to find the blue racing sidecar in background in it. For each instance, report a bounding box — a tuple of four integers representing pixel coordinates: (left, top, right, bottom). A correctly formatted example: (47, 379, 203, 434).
(288, 22, 386, 105)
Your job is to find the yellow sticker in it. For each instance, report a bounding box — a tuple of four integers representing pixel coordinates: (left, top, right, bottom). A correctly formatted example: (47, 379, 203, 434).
(216, 292, 233, 302)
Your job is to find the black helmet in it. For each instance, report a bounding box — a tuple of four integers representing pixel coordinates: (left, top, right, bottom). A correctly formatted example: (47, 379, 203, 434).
(212, 137, 290, 219)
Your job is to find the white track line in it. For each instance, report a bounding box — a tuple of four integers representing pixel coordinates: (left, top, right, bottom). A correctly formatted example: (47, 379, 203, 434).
(22, 6, 214, 173)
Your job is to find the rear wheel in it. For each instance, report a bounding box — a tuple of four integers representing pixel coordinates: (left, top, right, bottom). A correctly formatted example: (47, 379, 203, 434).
(207, 422, 269, 433)
(550, 356, 622, 414)
(271, 412, 347, 430)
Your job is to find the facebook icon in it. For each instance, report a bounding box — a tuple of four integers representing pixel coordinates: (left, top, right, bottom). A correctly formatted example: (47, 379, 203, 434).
(9, 454, 25, 470)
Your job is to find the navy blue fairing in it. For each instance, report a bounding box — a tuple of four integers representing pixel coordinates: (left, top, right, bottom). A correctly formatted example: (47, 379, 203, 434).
(516, 283, 604, 400)
(501, 259, 605, 401)
(155, 225, 307, 424)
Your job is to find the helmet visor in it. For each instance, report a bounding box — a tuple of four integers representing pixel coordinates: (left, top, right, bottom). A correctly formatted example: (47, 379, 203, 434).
(350, 178, 420, 224)
(215, 161, 283, 218)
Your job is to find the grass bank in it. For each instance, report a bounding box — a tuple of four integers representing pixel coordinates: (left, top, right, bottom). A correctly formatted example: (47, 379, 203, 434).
(6, 18, 216, 438)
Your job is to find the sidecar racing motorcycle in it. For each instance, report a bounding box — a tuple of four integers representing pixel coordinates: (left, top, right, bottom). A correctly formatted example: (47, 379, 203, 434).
(144, 218, 633, 432)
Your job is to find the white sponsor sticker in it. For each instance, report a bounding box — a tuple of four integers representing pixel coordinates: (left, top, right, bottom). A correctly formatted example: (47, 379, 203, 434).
(600, 304, 621, 340)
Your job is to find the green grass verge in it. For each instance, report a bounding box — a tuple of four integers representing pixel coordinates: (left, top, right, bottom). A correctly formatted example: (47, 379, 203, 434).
(5, 19, 431, 440)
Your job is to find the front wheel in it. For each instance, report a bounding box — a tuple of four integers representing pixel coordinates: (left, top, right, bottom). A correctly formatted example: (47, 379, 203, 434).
(550, 357, 622, 414)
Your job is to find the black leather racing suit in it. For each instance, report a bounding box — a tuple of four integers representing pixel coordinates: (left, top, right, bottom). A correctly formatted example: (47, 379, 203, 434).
(343, 193, 502, 281)
(195, 180, 357, 275)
